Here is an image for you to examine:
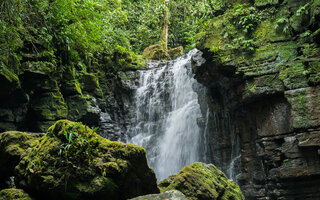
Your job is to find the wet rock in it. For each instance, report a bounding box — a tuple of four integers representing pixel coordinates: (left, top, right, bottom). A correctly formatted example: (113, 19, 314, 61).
(285, 86, 320, 129)
(194, 1, 320, 199)
(158, 162, 245, 200)
(130, 190, 187, 200)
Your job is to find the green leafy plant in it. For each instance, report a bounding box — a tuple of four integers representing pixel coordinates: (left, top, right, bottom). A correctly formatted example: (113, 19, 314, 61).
(56, 122, 99, 161)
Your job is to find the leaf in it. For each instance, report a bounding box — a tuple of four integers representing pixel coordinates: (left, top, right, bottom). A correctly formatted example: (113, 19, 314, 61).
(92, 126, 99, 133)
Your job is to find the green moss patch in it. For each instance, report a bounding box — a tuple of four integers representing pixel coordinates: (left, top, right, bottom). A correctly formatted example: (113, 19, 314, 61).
(158, 162, 244, 200)
(14, 120, 159, 200)
(0, 188, 33, 200)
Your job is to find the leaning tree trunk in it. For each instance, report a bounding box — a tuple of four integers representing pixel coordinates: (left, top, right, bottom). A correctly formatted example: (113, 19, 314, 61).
(160, 0, 168, 51)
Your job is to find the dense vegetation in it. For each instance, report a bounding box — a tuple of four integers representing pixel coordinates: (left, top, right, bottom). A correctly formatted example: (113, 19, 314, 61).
(0, 0, 214, 77)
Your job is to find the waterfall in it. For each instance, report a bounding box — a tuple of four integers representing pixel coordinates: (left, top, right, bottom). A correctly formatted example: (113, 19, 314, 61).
(126, 49, 241, 181)
(127, 49, 206, 180)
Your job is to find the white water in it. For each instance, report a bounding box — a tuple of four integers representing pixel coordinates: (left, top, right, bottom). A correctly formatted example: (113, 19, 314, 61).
(127, 49, 206, 180)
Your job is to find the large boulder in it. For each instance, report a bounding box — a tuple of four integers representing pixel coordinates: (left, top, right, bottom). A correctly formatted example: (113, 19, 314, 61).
(8, 120, 159, 200)
(158, 162, 244, 200)
(143, 44, 170, 60)
(143, 44, 184, 61)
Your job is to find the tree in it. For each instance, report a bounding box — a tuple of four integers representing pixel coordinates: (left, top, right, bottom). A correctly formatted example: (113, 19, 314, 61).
(160, 0, 169, 51)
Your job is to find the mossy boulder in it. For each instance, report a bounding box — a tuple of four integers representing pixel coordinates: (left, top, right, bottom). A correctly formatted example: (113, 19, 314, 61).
(0, 131, 40, 185)
(143, 44, 170, 60)
(0, 188, 33, 200)
(168, 46, 184, 60)
(14, 120, 159, 200)
(158, 162, 244, 200)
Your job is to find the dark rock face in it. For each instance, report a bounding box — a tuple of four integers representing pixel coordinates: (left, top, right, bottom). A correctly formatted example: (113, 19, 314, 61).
(194, 0, 320, 199)
(0, 63, 133, 141)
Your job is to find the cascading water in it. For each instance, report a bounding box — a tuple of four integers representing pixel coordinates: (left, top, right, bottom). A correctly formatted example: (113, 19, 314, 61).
(126, 49, 241, 181)
(127, 49, 207, 180)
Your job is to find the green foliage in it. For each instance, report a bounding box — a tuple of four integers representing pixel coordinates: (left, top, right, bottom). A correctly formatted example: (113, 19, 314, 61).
(233, 5, 260, 34)
(124, 0, 213, 52)
(167, 0, 213, 51)
(210, 4, 260, 52)
(279, 63, 309, 90)
(0, 0, 216, 78)
(275, 17, 290, 34)
(47, 121, 100, 163)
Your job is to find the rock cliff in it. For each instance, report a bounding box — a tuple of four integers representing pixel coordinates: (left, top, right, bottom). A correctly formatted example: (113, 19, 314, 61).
(193, 0, 320, 199)
(0, 51, 134, 141)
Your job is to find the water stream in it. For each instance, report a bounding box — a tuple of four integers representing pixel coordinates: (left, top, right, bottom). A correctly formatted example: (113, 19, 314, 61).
(126, 49, 241, 181)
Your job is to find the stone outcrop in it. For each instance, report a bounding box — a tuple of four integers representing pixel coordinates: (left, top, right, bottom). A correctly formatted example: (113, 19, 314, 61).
(0, 120, 159, 200)
(193, 0, 320, 199)
(0, 58, 132, 141)
(143, 44, 184, 60)
(158, 162, 245, 200)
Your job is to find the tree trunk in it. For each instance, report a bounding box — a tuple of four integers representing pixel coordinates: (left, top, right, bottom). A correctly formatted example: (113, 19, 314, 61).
(160, 0, 168, 51)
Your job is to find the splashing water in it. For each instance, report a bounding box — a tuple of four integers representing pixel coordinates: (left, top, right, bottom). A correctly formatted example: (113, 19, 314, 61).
(127, 49, 206, 180)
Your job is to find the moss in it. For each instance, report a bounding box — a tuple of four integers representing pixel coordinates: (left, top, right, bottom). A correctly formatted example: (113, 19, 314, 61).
(21, 61, 56, 75)
(0, 65, 20, 86)
(308, 61, 320, 85)
(198, 3, 260, 55)
(75, 176, 118, 195)
(65, 95, 90, 121)
(255, 0, 279, 8)
(253, 42, 298, 62)
(253, 19, 288, 43)
(0, 131, 41, 185)
(31, 91, 68, 121)
(167, 46, 184, 59)
(159, 162, 244, 200)
(143, 44, 170, 60)
(279, 62, 309, 90)
(0, 188, 33, 200)
(285, 89, 314, 129)
(14, 120, 159, 200)
(80, 72, 103, 97)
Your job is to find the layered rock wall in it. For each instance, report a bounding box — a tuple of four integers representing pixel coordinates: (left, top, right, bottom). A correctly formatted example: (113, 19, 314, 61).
(0, 61, 133, 141)
(194, 0, 320, 199)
